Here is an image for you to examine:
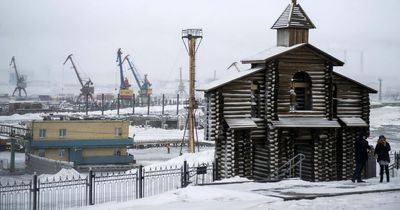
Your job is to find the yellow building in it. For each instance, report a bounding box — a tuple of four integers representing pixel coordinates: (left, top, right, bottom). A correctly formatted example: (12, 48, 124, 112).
(28, 119, 134, 165)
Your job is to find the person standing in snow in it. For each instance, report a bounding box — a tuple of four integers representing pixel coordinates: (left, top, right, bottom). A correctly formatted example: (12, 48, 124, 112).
(374, 135, 391, 182)
(352, 131, 371, 183)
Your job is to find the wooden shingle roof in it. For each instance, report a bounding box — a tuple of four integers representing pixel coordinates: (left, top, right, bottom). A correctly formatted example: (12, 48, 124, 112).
(271, 2, 315, 29)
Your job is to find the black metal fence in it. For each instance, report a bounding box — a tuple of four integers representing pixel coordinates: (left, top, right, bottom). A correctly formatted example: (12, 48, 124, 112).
(0, 161, 214, 210)
(389, 151, 400, 177)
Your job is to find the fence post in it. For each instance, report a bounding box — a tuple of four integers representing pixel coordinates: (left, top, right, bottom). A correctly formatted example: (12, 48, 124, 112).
(162, 94, 165, 115)
(213, 158, 218, 182)
(299, 159, 302, 180)
(138, 165, 143, 198)
(117, 94, 120, 116)
(88, 168, 94, 205)
(32, 172, 38, 210)
(182, 160, 188, 188)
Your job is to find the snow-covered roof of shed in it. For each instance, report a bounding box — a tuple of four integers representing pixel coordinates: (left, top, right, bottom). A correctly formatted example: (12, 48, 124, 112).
(271, 2, 316, 29)
(338, 117, 368, 127)
(197, 66, 264, 92)
(271, 117, 340, 128)
(333, 71, 378, 94)
(241, 43, 344, 66)
(225, 118, 258, 129)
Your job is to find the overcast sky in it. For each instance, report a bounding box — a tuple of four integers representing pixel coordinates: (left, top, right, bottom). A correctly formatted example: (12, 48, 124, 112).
(1, 0, 399, 95)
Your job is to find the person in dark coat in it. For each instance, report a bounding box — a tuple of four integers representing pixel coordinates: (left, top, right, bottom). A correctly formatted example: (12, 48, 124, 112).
(374, 135, 391, 182)
(352, 131, 371, 183)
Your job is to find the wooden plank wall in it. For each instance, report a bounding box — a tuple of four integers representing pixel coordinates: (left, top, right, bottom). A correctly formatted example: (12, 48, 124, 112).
(340, 128, 356, 180)
(333, 75, 363, 118)
(209, 69, 268, 179)
(333, 75, 371, 179)
(263, 61, 279, 179)
(277, 48, 327, 117)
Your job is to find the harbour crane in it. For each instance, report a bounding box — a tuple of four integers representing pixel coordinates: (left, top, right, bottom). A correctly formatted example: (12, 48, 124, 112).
(10, 56, 27, 97)
(63, 54, 94, 103)
(122, 55, 152, 103)
(116, 48, 133, 101)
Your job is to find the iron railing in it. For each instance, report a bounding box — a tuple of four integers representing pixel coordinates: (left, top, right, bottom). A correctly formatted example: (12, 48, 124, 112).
(389, 151, 400, 177)
(0, 161, 214, 210)
(269, 153, 306, 180)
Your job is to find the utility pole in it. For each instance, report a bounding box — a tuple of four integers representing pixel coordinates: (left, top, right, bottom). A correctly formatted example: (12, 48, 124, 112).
(378, 78, 382, 102)
(182, 29, 203, 153)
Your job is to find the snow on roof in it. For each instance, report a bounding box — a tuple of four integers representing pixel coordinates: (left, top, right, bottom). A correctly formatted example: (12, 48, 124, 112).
(272, 117, 340, 128)
(197, 66, 264, 92)
(241, 43, 344, 66)
(339, 117, 368, 127)
(225, 118, 258, 129)
(333, 71, 378, 93)
(241, 44, 306, 64)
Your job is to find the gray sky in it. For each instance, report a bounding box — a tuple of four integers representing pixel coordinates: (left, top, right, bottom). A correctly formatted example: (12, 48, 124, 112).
(1, 0, 399, 95)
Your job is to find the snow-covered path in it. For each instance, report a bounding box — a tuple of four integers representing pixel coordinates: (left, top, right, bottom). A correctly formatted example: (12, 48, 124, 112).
(75, 176, 400, 210)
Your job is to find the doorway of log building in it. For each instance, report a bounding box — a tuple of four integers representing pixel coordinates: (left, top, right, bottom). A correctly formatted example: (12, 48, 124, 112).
(233, 129, 252, 177)
(292, 129, 315, 181)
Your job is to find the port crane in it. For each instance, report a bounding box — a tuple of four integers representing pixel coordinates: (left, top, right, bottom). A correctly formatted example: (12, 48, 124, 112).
(10, 56, 27, 97)
(63, 54, 94, 102)
(122, 55, 152, 104)
(116, 49, 133, 101)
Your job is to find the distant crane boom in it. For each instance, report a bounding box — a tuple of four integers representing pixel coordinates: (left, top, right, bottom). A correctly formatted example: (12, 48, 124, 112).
(122, 55, 143, 90)
(121, 54, 152, 100)
(9, 57, 20, 81)
(63, 54, 85, 87)
(63, 54, 94, 103)
(116, 48, 126, 89)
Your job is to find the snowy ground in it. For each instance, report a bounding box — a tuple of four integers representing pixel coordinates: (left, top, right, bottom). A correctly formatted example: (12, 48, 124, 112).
(129, 126, 205, 143)
(75, 175, 400, 210)
(130, 147, 213, 166)
(1, 106, 400, 209)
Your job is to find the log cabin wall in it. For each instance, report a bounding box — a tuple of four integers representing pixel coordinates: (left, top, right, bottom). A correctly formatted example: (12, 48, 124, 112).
(361, 90, 371, 129)
(276, 48, 327, 117)
(333, 75, 363, 118)
(339, 128, 356, 180)
(252, 60, 279, 180)
(209, 70, 268, 179)
(313, 129, 337, 181)
(332, 74, 370, 179)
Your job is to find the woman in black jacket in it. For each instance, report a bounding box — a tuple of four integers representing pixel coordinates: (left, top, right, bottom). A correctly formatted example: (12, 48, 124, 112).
(374, 135, 391, 182)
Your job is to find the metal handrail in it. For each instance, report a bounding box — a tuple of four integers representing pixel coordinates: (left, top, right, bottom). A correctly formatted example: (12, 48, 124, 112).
(269, 153, 306, 180)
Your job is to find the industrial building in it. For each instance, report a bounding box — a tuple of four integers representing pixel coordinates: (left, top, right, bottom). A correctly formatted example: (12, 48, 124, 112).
(28, 119, 134, 165)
